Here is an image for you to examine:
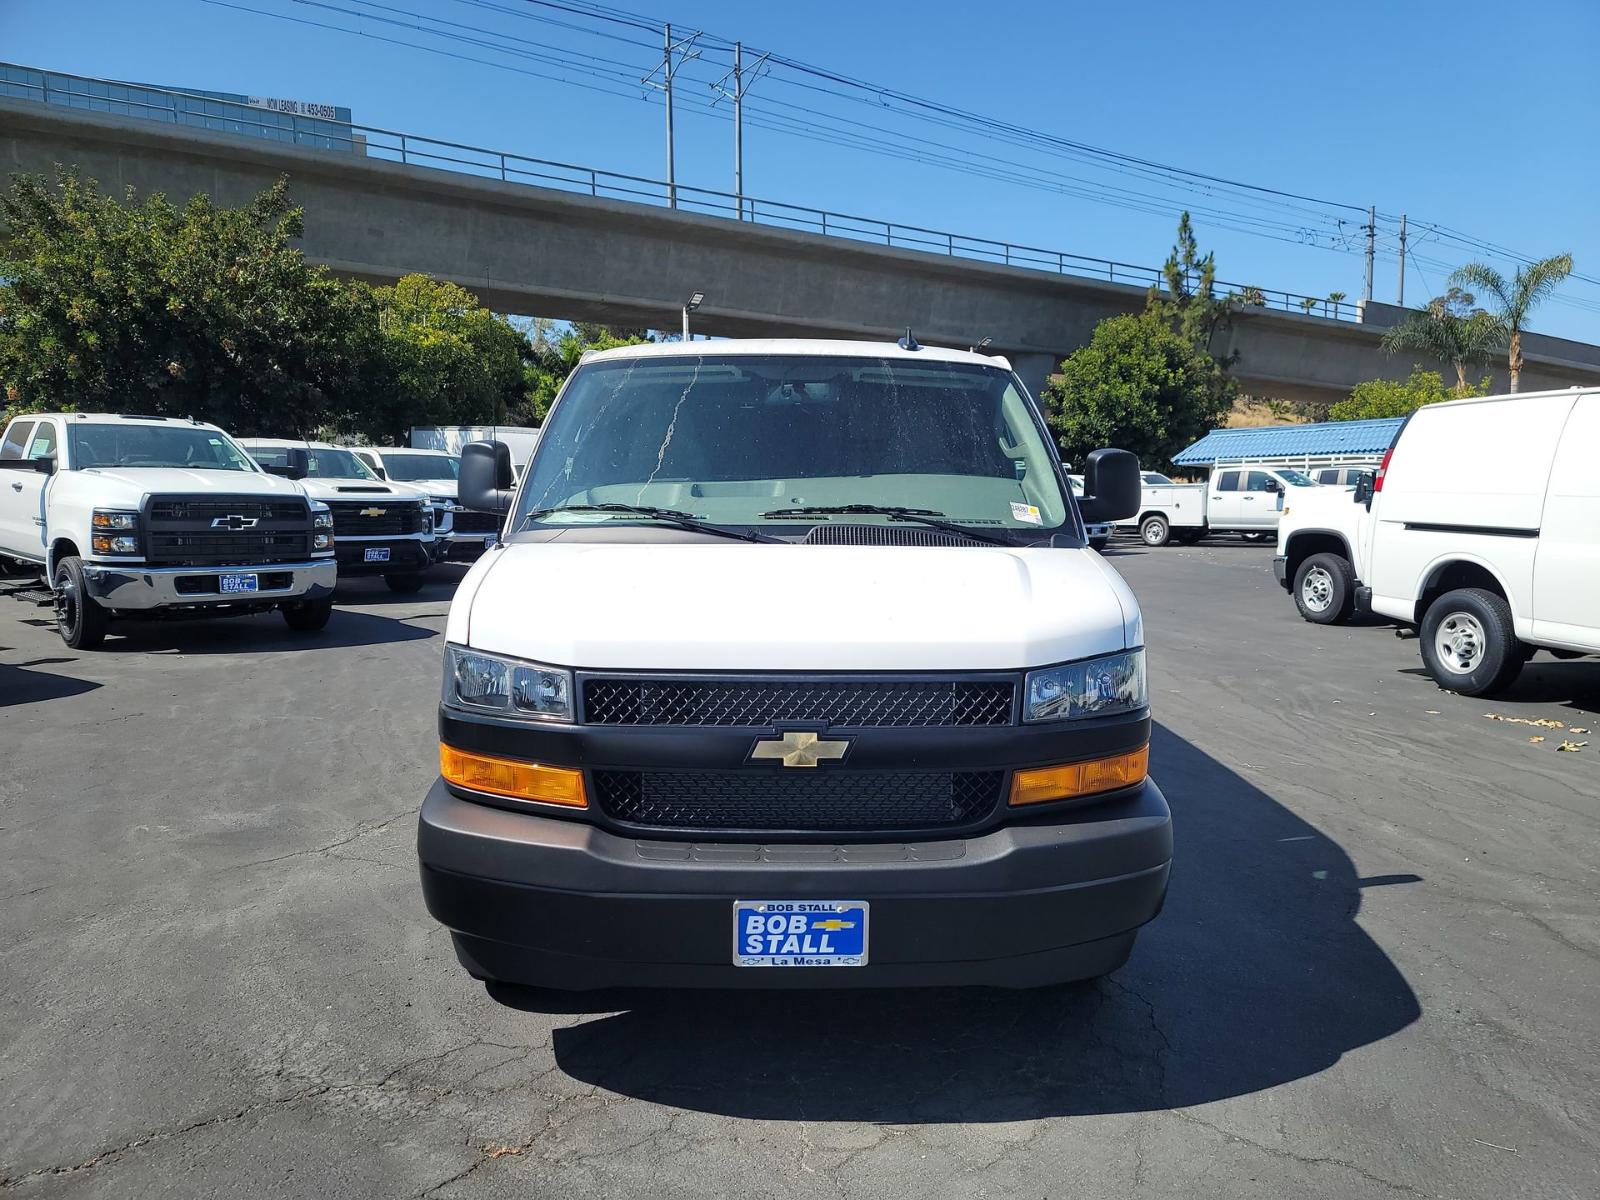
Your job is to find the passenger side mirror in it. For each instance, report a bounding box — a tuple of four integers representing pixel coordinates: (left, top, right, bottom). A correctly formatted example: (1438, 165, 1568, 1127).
(460, 440, 516, 515)
(263, 447, 310, 481)
(34, 453, 56, 475)
(1353, 471, 1375, 507)
(1261, 478, 1283, 494)
(1077, 448, 1141, 524)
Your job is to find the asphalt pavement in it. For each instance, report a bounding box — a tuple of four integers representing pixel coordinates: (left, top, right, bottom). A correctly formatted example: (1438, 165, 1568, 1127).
(1, 543, 1596, 1198)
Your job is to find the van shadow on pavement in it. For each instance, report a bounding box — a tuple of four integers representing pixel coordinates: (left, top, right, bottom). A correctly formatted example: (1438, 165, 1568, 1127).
(0, 657, 102, 706)
(88, 607, 440, 656)
(506, 725, 1422, 1122)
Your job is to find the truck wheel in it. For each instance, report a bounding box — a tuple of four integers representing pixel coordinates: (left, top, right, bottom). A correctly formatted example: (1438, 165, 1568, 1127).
(1089, 535, 1111, 552)
(281, 597, 334, 632)
(1174, 530, 1206, 546)
(1419, 588, 1525, 696)
(1241, 531, 1270, 543)
(53, 556, 109, 649)
(1139, 515, 1170, 547)
(1293, 553, 1355, 625)
(384, 572, 427, 595)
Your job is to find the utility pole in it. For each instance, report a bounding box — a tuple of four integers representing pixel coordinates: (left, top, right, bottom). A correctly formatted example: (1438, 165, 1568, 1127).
(643, 24, 701, 209)
(712, 41, 770, 219)
(1396, 213, 1408, 306)
(1362, 204, 1376, 305)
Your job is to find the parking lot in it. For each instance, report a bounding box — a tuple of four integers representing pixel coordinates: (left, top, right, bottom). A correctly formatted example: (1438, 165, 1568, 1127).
(2, 542, 1596, 1199)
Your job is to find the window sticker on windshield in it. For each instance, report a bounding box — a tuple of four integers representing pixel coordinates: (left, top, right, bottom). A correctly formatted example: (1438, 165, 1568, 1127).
(1010, 502, 1042, 525)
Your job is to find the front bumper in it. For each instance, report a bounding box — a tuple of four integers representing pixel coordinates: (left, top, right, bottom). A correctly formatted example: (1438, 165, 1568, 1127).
(81, 558, 336, 611)
(335, 537, 433, 576)
(1272, 554, 1289, 588)
(418, 773, 1171, 990)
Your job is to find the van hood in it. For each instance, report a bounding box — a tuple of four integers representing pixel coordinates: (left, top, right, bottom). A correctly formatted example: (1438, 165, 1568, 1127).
(76, 468, 309, 504)
(391, 479, 457, 500)
(457, 543, 1142, 671)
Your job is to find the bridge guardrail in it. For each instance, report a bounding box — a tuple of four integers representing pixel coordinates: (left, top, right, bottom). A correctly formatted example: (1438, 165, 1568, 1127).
(0, 64, 1361, 323)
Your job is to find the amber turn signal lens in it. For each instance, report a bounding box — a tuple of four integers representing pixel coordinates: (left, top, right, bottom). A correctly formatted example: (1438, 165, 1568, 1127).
(1008, 745, 1149, 806)
(439, 743, 587, 808)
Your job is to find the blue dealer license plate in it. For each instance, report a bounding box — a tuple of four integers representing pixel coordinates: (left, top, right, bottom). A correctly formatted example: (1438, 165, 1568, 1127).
(363, 547, 391, 563)
(733, 900, 869, 968)
(218, 573, 258, 594)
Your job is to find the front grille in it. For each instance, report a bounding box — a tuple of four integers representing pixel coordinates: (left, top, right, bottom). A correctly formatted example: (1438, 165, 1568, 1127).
(583, 678, 1015, 727)
(451, 509, 502, 534)
(326, 500, 428, 535)
(594, 769, 1005, 832)
(144, 494, 312, 566)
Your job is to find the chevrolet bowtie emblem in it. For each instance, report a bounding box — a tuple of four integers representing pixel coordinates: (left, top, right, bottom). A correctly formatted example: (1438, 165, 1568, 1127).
(359, 507, 385, 518)
(750, 731, 851, 768)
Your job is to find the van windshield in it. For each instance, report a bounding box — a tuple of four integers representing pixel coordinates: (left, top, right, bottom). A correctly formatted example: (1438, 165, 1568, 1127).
(72, 424, 256, 471)
(380, 453, 459, 482)
(517, 354, 1073, 540)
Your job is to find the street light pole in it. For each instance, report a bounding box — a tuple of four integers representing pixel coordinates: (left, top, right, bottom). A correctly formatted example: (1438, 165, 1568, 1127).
(1397, 213, 1408, 306)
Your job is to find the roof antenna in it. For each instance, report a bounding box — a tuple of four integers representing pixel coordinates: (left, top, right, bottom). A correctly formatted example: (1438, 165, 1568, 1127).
(898, 327, 921, 351)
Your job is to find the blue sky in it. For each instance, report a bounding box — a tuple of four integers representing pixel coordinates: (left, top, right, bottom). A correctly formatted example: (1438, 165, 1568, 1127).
(5, 0, 1598, 338)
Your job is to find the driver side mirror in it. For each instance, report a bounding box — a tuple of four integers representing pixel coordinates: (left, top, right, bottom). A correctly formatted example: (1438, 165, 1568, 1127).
(1077, 448, 1141, 524)
(460, 440, 516, 515)
(1353, 470, 1375, 507)
(34, 453, 56, 475)
(1262, 478, 1283, 494)
(263, 447, 310, 481)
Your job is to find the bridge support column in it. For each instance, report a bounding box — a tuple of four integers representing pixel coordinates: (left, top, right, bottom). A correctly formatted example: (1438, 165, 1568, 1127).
(1008, 352, 1061, 403)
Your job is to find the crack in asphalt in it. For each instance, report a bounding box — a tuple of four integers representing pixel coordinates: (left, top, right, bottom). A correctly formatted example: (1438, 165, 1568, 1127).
(228, 806, 418, 872)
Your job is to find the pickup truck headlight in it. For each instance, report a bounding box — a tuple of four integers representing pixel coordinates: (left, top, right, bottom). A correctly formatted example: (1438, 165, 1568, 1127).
(92, 509, 139, 531)
(443, 644, 573, 723)
(1023, 650, 1147, 723)
(91, 534, 140, 555)
(311, 503, 335, 550)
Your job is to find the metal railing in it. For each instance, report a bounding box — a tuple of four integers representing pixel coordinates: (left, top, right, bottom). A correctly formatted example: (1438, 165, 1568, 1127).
(1, 64, 1363, 323)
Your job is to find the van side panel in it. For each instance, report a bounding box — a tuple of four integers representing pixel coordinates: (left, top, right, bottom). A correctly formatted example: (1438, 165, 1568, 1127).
(1531, 394, 1600, 651)
(1367, 394, 1575, 624)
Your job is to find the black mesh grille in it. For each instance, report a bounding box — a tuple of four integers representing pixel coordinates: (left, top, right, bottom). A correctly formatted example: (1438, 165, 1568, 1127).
(144, 493, 313, 565)
(594, 770, 1004, 831)
(583, 678, 1015, 727)
(802, 523, 995, 547)
(149, 499, 305, 522)
(148, 532, 310, 564)
(326, 500, 428, 535)
(451, 509, 502, 534)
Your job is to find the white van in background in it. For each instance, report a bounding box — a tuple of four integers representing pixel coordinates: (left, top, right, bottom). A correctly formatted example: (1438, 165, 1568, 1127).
(1275, 388, 1598, 695)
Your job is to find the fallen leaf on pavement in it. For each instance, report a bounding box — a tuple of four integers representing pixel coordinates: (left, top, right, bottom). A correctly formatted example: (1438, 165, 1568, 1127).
(1570, 727, 1590, 735)
(1556, 741, 1588, 753)
(1425, 710, 1441, 715)
(1529, 736, 1545, 743)
(1483, 713, 1566, 729)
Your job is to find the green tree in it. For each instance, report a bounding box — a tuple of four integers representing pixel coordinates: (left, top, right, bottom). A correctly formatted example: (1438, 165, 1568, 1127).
(1379, 288, 1505, 396)
(517, 323, 651, 424)
(350, 274, 529, 444)
(0, 171, 375, 433)
(1041, 312, 1236, 471)
(1449, 253, 1573, 392)
(1330, 368, 1488, 422)
(1146, 211, 1236, 361)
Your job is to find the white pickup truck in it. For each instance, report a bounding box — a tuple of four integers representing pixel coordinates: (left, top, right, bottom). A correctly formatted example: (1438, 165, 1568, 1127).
(1121, 464, 1321, 546)
(0, 413, 337, 648)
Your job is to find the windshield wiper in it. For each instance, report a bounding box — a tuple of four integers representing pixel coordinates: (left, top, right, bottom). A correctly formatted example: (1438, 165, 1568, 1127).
(520, 503, 782, 543)
(758, 504, 1017, 546)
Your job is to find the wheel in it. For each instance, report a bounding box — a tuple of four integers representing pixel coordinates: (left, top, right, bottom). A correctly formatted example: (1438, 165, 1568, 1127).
(1419, 588, 1525, 696)
(53, 556, 109, 649)
(384, 572, 427, 595)
(1174, 530, 1206, 546)
(1089, 536, 1111, 552)
(1139, 515, 1170, 547)
(281, 597, 333, 632)
(1241, 531, 1271, 543)
(1293, 553, 1355, 625)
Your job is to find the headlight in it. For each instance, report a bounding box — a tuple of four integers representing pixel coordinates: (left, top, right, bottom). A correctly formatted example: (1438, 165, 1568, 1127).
(311, 504, 334, 530)
(92, 509, 139, 531)
(1023, 650, 1147, 723)
(443, 644, 573, 723)
(91, 533, 140, 555)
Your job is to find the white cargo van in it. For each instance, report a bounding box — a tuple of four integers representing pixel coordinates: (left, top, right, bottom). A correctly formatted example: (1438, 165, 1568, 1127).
(417, 338, 1170, 991)
(1274, 388, 1599, 695)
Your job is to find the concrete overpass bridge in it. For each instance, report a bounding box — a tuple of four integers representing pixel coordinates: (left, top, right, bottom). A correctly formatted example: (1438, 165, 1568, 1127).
(4, 91, 1599, 403)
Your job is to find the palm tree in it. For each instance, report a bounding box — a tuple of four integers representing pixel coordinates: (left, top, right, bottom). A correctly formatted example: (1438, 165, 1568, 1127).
(1380, 288, 1505, 396)
(1449, 254, 1573, 392)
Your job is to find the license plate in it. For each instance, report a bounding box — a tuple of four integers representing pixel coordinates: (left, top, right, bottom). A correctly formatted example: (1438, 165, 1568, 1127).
(218, 573, 258, 594)
(363, 547, 391, 563)
(733, 900, 869, 968)
(484, 535, 497, 548)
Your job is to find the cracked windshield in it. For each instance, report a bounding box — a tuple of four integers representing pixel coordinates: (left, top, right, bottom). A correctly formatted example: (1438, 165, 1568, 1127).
(517, 353, 1072, 538)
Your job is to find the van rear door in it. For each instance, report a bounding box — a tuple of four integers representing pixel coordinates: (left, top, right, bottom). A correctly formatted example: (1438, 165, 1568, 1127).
(1531, 393, 1600, 650)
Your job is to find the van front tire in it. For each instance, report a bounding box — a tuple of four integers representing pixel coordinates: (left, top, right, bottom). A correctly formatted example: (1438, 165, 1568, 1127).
(54, 556, 109, 649)
(1420, 588, 1524, 696)
(1293, 553, 1355, 625)
(282, 597, 334, 632)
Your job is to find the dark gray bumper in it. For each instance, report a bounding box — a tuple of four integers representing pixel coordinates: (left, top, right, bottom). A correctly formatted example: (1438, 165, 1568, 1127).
(417, 777, 1172, 989)
(1272, 554, 1289, 588)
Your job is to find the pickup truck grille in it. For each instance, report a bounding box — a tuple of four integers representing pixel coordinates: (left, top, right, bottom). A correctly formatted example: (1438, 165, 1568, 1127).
(593, 770, 1005, 832)
(326, 500, 428, 536)
(582, 678, 1015, 727)
(143, 494, 312, 566)
(451, 509, 502, 534)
